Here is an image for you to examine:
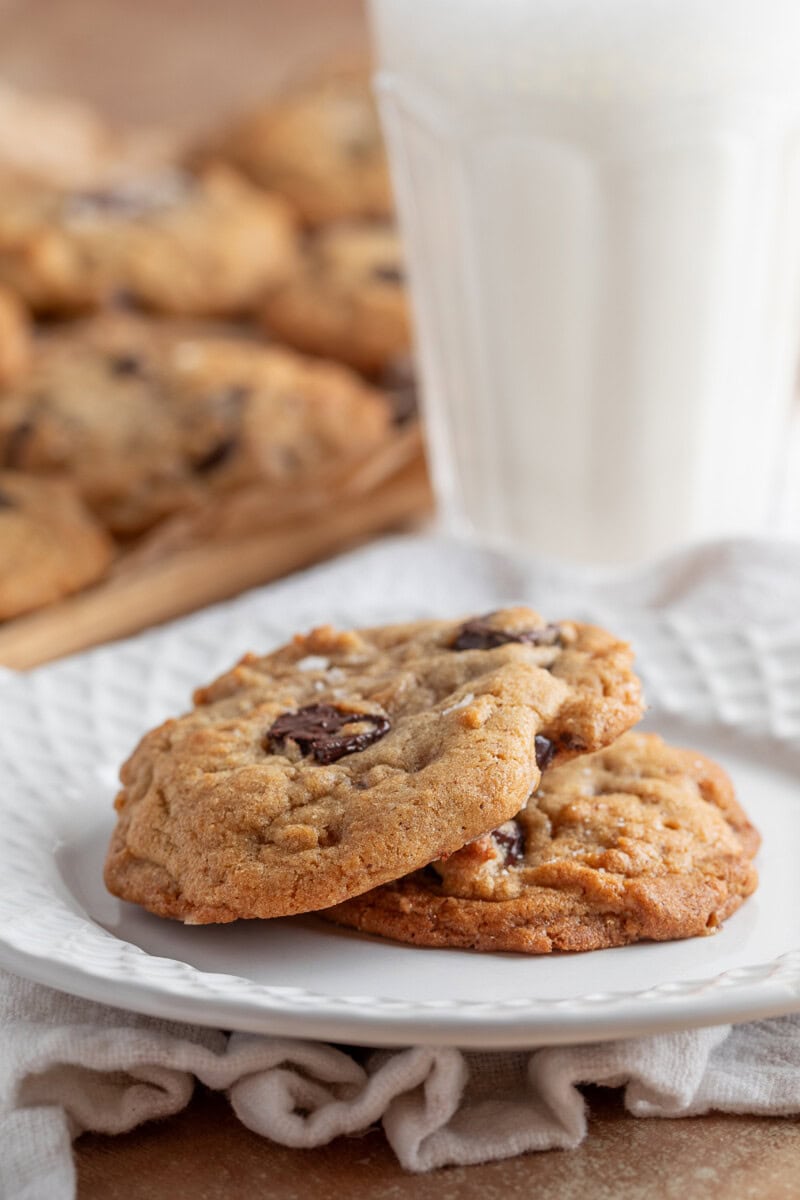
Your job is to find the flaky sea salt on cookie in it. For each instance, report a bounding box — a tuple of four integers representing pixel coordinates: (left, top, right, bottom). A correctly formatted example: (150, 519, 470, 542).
(104, 608, 642, 923)
(322, 732, 760, 953)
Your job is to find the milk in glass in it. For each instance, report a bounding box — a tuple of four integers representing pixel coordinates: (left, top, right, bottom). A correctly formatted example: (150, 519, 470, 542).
(369, 0, 800, 562)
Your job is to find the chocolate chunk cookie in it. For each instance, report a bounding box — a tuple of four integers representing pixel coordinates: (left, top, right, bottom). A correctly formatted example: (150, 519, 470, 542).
(209, 68, 391, 227)
(0, 164, 297, 314)
(0, 312, 393, 536)
(322, 733, 760, 953)
(260, 222, 411, 374)
(104, 609, 643, 923)
(0, 470, 113, 620)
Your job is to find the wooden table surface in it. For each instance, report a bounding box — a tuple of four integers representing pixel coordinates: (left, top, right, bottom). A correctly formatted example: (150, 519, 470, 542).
(75, 1087, 800, 1199)
(3, 1, 799, 1194)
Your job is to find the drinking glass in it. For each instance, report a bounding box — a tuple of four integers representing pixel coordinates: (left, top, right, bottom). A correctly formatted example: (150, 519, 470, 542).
(369, 0, 800, 563)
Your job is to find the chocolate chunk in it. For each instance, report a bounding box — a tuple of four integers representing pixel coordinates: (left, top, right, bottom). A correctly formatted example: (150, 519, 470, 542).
(212, 384, 250, 411)
(453, 614, 563, 652)
(108, 289, 138, 311)
(492, 822, 525, 866)
(65, 189, 129, 218)
(267, 703, 390, 765)
(0, 489, 16, 510)
(191, 387, 249, 472)
(371, 264, 404, 285)
(63, 171, 191, 221)
(199, 384, 250, 422)
(3, 419, 35, 468)
(381, 356, 418, 426)
(193, 436, 238, 473)
(559, 732, 587, 754)
(535, 735, 555, 771)
(344, 133, 379, 163)
(109, 353, 144, 377)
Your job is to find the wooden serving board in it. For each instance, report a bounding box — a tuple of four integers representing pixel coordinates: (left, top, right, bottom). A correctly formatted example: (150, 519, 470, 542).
(0, 437, 432, 670)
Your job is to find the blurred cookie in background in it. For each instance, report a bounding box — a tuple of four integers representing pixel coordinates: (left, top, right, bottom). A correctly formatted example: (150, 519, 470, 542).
(260, 221, 410, 374)
(0, 82, 179, 189)
(0, 311, 394, 538)
(0, 164, 298, 315)
(0, 471, 114, 620)
(0, 284, 30, 386)
(205, 67, 391, 227)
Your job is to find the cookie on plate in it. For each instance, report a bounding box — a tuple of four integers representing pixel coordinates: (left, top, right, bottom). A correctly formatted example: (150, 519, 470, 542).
(260, 222, 411, 374)
(0, 284, 30, 386)
(322, 732, 760, 953)
(104, 608, 643, 923)
(210, 68, 391, 227)
(0, 470, 114, 620)
(0, 312, 393, 536)
(0, 164, 297, 314)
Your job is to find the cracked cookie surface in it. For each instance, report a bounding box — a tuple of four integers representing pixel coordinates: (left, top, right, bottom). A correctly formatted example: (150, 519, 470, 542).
(104, 608, 643, 923)
(322, 732, 760, 952)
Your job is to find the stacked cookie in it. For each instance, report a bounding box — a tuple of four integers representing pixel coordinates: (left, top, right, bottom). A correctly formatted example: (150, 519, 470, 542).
(105, 609, 759, 953)
(0, 69, 412, 622)
(206, 65, 412, 383)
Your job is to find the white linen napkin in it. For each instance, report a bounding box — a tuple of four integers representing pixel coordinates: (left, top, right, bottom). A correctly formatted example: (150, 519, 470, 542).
(3, 532, 800, 1199)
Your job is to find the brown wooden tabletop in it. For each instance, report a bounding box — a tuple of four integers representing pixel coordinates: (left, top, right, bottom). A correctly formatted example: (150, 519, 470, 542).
(5, 0, 800, 1193)
(75, 1086, 800, 1199)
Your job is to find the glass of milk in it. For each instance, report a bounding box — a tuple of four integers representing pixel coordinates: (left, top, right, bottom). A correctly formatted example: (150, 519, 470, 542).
(369, 0, 800, 563)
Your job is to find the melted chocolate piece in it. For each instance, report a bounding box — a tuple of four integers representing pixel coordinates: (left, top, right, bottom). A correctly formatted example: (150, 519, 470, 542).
(213, 384, 250, 411)
(535, 735, 555, 771)
(381, 356, 418, 426)
(452, 614, 563, 652)
(492, 822, 525, 866)
(191, 387, 249, 473)
(267, 703, 390, 765)
(63, 172, 192, 221)
(193, 436, 238, 473)
(108, 288, 138, 311)
(3, 419, 35, 468)
(344, 133, 379, 163)
(371, 263, 404, 285)
(559, 732, 587, 754)
(109, 353, 144, 377)
(0, 489, 16, 509)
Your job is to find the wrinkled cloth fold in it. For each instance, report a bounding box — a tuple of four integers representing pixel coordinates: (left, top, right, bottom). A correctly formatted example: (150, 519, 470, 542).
(3, 533, 800, 1198)
(4, 970, 800, 1199)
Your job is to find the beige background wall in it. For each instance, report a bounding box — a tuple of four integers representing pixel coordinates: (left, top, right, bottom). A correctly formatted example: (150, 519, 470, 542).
(0, 0, 367, 129)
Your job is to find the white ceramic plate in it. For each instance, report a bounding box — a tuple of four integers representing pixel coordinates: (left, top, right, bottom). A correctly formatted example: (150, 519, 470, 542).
(2, 537, 800, 1048)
